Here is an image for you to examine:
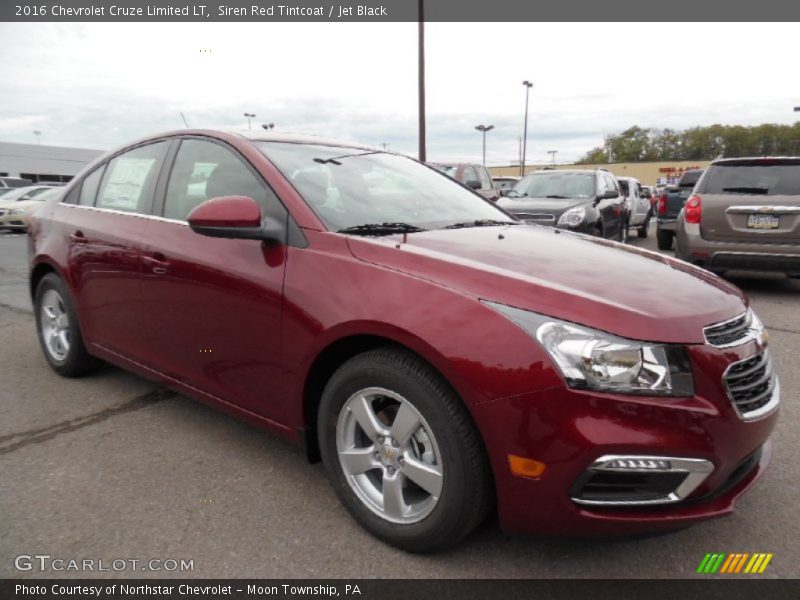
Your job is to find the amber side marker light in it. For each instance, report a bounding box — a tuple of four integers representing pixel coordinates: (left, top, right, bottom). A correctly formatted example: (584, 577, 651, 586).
(508, 455, 547, 478)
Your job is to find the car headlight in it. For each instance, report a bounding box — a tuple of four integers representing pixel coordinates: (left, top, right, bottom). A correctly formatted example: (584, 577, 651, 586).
(557, 206, 586, 227)
(484, 302, 694, 396)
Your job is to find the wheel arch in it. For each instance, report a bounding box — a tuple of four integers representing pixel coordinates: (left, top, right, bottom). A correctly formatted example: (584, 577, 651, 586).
(300, 328, 477, 464)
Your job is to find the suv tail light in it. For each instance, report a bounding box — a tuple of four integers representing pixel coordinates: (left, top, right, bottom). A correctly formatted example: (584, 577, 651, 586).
(657, 194, 668, 215)
(685, 194, 702, 224)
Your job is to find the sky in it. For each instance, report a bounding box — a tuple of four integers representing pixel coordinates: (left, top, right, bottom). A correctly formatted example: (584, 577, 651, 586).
(0, 22, 798, 165)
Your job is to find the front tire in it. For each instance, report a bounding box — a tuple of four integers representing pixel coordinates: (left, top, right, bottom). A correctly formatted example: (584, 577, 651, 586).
(34, 273, 103, 377)
(318, 347, 492, 553)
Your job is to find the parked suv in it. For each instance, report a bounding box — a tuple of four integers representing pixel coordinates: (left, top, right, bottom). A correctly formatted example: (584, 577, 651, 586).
(431, 162, 499, 201)
(675, 157, 800, 277)
(498, 169, 626, 240)
(617, 176, 652, 239)
(656, 169, 704, 250)
(28, 130, 778, 552)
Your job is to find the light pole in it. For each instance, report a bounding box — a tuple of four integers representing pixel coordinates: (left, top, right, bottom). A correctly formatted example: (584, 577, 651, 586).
(244, 112, 256, 130)
(475, 124, 494, 165)
(521, 80, 533, 176)
(548, 150, 558, 166)
(33, 130, 42, 144)
(418, 0, 426, 162)
(261, 123, 275, 131)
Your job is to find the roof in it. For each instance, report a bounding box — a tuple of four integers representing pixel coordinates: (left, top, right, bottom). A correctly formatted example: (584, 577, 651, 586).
(711, 156, 800, 166)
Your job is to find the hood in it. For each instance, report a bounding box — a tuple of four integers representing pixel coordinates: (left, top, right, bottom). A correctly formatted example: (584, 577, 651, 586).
(346, 225, 746, 344)
(497, 197, 588, 213)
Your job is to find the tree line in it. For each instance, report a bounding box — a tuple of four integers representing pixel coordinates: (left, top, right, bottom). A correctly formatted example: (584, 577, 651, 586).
(576, 123, 800, 164)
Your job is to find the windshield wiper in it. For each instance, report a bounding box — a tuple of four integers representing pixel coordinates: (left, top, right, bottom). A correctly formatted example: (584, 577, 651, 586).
(442, 219, 519, 230)
(545, 194, 570, 199)
(337, 222, 427, 236)
(722, 186, 769, 194)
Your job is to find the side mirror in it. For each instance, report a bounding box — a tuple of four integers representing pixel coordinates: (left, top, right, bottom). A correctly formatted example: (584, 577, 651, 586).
(598, 190, 619, 200)
(466, 180, 481, 190)
(188, 196, 282, 242)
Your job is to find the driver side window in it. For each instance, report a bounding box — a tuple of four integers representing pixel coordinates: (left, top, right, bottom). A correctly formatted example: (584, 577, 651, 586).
(164, 139, 286, 223)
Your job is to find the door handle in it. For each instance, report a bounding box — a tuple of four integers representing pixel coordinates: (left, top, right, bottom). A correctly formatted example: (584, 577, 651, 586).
(143, 253, 169, 275)
(69, 230, 87, 243)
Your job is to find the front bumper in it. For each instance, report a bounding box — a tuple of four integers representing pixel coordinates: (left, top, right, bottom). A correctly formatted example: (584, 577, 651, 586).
(470, 338, 778, 537)
(0, 212, 29, 230)
(676, 222, 800, 275)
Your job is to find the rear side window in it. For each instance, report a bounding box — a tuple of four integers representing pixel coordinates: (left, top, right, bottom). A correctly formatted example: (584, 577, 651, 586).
(96, 142, 167, 213)
(698, 164, 800, 196)
(79, 167, 104, 206)
(164, 138, 285, 223)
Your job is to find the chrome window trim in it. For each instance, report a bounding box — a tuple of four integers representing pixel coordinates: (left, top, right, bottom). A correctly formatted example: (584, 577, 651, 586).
(571, 454, 714, 507)
(726, 205, 800, 215)
(59, 202, 189, 226)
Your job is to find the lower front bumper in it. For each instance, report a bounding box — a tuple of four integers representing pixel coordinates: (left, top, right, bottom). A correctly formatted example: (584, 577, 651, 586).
(657, 218, 678, 232)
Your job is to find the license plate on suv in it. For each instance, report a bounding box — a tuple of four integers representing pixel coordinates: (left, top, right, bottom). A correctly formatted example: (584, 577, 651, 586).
(747, 214, 780, 229)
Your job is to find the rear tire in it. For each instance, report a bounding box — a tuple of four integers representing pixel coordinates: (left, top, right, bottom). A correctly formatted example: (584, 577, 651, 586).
(318, 347, 493, 553)
(656, 228, 674, 251)
(34, 273, 103, 377)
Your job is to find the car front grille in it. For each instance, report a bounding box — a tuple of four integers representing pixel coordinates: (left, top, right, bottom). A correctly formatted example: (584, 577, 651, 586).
(515, 212, 555, 223)
(704, 312, 750, 347)
(723, 350, 778, 419)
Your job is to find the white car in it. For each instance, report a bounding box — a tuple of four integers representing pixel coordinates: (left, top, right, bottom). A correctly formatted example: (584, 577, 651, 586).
(0, 186, 60, 231)
(617, 176, 652, 239)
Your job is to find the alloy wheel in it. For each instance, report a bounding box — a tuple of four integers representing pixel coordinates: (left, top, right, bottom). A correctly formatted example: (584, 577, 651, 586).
(40, 288, 71, 361)
(336, 387, 444, 524)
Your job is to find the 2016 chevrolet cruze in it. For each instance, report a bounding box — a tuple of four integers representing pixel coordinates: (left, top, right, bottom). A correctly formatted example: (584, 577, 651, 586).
(28, 130, 779, 552)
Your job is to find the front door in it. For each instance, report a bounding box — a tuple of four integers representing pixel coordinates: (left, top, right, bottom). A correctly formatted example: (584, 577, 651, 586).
(139, 137, 289, 420)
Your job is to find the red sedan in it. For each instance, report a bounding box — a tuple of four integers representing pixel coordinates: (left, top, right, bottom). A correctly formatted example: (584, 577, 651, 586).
(28, 130, 778, 552)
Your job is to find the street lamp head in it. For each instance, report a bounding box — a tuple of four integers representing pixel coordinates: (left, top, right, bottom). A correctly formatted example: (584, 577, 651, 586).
(486, 125, 494, 132)
(522, 80, 533, 88)
(795, 106, 800, 112)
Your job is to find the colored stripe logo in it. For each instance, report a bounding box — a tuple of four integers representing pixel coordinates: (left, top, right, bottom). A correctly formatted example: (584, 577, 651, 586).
(697, 553, 773, 574)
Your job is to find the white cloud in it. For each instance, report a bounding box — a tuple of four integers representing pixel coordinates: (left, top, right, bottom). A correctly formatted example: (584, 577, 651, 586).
(0, 21, 798, 164)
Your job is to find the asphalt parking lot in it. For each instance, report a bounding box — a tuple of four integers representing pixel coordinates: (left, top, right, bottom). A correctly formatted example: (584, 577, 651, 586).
(1, 226, 798, 579)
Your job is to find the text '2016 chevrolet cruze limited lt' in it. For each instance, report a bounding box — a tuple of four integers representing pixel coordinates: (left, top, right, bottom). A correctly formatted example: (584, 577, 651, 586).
(28, 130, 779, 552)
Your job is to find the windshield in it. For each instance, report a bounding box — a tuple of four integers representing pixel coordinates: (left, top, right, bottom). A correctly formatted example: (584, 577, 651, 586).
(697, 164, 800, 196)
(0, 186, 49, 202)
(432, 164, 458, 178)
(510, 172, 595, 199)
(257, 143, 515, 231)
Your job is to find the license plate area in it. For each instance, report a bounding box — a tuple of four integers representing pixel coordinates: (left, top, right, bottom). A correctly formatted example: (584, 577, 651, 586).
(746, 214, 780, 229)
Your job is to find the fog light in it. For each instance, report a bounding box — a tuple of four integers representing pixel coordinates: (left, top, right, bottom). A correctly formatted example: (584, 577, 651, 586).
(508, 455, 547, 479)
(606, 459, 672, 470)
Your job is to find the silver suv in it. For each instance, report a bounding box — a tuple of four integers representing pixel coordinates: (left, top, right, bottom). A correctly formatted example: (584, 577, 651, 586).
(675, 157, 800, 278)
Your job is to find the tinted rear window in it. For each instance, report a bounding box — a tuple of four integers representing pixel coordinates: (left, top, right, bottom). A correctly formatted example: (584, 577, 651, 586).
(697, 164, 800, 196)
(679, 170, 703, 186)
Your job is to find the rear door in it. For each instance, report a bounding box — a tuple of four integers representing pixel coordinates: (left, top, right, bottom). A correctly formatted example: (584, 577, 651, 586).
(139, 136, 290, 420)
(65, 141, 168, 360)
(696, 160, 800, 243)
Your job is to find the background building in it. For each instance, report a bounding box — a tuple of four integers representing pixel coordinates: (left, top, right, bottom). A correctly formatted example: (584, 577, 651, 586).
(0, 141, 103, 183)
(490, 160, 712, 186)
